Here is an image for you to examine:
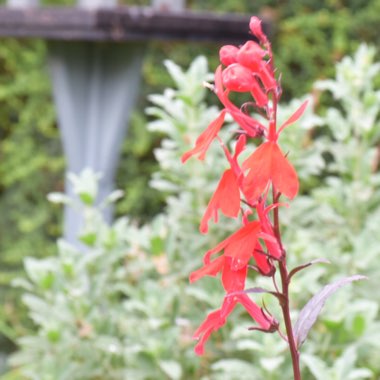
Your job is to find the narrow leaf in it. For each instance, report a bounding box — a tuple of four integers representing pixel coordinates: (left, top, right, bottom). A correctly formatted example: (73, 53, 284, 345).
(294, 275, 367, 348)
(289, 258, 330, 280)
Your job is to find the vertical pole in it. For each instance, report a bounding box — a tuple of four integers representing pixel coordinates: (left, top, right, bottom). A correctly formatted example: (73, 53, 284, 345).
(48, 41, 145, 245)
(151, 0, 186, 11)
(7, 0, 39, 7)
(77, 0, 117, 9)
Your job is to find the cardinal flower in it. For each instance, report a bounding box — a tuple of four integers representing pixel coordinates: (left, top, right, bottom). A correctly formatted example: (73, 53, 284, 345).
(242, 141, 299, 202)
(203, 221, 261, 271)
(193, 293, 275, 355)
(200, 168, 240, 234)
(190, 254, 276, 356)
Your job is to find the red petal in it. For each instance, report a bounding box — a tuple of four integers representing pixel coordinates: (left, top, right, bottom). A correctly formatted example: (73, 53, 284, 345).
(224, 224, 260, 270)
(277, 100, 308, 135)
(181, 110, 226, 163)
(200, 169, 240, 234)
(221, 260, 247, 292)
(253, 242, 274, 275)
(236, 293, 273, 329)
(249, 16, 268, 43)
(219, 45, 239, 66)
(222, 64, 255, 93)
(271, 143, 299, 199)
(243, 142, 298, 201)
(242, 142, 272, 201)
(203, 221, 260, 266)
(189, 255, 225, 283)
(237, 40, 265, 72)
(193, 297, 237, 355)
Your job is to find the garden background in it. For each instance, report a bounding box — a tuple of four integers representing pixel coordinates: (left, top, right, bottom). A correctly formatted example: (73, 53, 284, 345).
(1, 0, 380, 379)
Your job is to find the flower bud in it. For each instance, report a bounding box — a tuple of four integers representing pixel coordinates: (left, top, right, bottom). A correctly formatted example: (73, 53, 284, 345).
(219, 45, 239, 66)
(222, 64, 254, 92)
(237, 40, 266, 72)
(249, 16, 267, 42)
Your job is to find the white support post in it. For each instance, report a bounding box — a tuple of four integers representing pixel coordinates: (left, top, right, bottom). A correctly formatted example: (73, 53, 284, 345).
(151, 0, 186, 11)
(77, 0, 117, 9)
(7, 0, 39, 7)
(48, 41, 145, 245)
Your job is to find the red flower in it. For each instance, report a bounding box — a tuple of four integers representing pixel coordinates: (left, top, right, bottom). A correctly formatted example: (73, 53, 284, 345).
(200, 168, 240, 234)
(193, 293, 274, 355)
(204, 221, 261, 271)
(242, 141, 299, 202)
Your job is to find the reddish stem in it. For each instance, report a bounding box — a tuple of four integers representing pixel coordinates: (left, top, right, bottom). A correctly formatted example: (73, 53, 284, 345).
(279, 259, 302, 380)
(272, 190, 302, 380)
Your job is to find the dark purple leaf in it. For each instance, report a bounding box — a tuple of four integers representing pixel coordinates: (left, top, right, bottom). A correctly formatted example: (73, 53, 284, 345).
(293, 275, 367, 348)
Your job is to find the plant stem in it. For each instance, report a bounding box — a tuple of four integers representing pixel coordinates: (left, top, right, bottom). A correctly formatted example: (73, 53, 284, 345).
(272, 190, 301, 380)
(279, 259, 301, 380)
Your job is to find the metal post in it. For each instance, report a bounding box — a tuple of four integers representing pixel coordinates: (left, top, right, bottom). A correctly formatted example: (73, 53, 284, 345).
(48, 41, 145, 245)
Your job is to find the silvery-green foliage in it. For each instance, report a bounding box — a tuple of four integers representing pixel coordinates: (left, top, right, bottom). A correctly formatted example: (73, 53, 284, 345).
(282, 44, 380, 378)
(9, 172, 193, 380)
(9, 48, 380, 380)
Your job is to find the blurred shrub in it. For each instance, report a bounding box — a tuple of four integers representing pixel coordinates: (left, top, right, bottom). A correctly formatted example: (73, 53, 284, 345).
(1, 0, 380, 375)
(0, 39, 64, 361)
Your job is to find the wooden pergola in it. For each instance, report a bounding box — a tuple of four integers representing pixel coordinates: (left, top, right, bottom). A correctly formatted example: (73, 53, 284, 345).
(0, 1, 270, 245)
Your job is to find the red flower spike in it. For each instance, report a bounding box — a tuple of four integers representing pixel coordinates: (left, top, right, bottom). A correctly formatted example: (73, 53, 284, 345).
(204, 221, 261, 271)
(243, 141, 299, 201)
(237, 40, 266, 72)
(219, 45, 239, 66)
(181, 110, 226, 163)
(249, 16, 268, 44)
(200, 169, 241, 234)
(222, 64, 255, 93)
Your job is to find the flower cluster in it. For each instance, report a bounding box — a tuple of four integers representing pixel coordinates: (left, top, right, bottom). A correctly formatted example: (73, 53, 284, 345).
(182, 17, 308, 355)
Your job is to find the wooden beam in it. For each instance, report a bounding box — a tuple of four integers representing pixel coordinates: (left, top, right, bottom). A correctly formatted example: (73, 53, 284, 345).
(0, 6, 270, 43)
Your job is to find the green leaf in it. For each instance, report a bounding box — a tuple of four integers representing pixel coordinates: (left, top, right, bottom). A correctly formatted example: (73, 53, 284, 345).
(158, 360, 182, 380)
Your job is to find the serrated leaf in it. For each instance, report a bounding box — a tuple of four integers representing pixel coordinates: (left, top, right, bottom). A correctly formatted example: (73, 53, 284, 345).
(294, 275, 367, 348)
